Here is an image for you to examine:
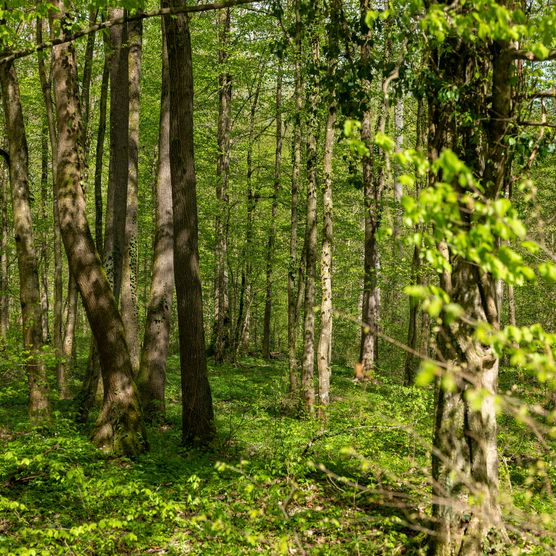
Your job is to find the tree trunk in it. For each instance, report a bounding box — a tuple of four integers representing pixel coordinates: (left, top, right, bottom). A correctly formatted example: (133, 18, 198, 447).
(235, 70, 263, 357)
(392, 99, 404, 255)
(137, 24, 173, 422)
(359, 2, 392, 378)
(36, 18, 63, 394)
(213, 7, 232, 363)
(164, 1, 215, 445)
(121, 16, 142, 375)
(0, 59, 50, 421)
(404, 98, 426, 386)
(50, 0, 147, 456)
(0, 161, 8, 340)
(39, 114, 50, 344)
(300, 1, 321, 410)
(104, 7, 129, 304)
(428, 27, 511, 554)
(317, 0, 340, 412)
(287, 0, 303, 395)
(79, 35, 110, 422)
(262, 66, 283, 359)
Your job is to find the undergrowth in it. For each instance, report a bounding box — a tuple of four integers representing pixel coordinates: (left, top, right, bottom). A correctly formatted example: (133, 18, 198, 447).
(0, 355, 554, 554)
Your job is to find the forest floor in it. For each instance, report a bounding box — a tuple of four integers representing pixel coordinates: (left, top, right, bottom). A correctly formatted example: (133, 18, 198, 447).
(0, 355, 554, 555)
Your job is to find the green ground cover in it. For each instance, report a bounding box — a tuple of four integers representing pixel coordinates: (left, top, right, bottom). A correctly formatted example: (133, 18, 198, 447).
(0, 357, 554, 554)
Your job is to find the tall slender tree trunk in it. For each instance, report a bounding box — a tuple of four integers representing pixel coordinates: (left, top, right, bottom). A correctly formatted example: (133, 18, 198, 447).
(39, 115, 50, 344)
(359, 3, 392, 378)
(164, 1, 215, 445)
(121, 17, 142, 375)
(404, 98, 426, 386)
(0, 60, 50, 421)
(36, 18, 63, 395)
(137, 25, 173, 422)
(235, 71, 263, 357)
(301, 4, 320, 410)
(213, 7, 232, 363)
(79, 38, 110, 422)
(392, 99, 404, 254)
(358, 0, 379, 378)
(50, 0, 147, 456)
(287, 0, 303, 394)
(0, 161, 8, 340)
(317, 0, 340, 412)
(262, 66, 283, 359)
(104, 8, 129, 304)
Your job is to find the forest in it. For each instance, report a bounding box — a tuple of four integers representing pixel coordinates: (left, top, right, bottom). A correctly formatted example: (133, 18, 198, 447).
(0, 0, 555, 554)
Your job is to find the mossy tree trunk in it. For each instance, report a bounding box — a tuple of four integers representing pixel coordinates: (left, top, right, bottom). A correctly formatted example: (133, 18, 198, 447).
(50, 0, 147, 456)
(0, 59, 50, 422)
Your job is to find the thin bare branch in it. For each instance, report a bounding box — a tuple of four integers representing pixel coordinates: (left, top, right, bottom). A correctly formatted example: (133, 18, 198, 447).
(0, 0, 257, 64)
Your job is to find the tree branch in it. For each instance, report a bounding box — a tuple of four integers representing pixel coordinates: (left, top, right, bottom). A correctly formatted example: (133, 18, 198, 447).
(0, 0, 257, 64)
(512, 49, 556, 61)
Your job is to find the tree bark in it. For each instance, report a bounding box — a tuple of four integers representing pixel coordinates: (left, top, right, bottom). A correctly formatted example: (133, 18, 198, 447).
(104, 8, 129, 304)
(262, 66, 283, 359)
(301, 1, 321, 410)
(428, 22, 511, 554)
(164, 0, 215, 445)
(137, 24, 173, 422)
(317, 0, 340, 412)
(0, 161, 8, 340)
(121, 16, 143, 374)
(287, 0, 303, 395)
(358, 0, 381, 378)
(235, 68, 263, 357)
(213, 7, 232, 363)
(78, 34, 109, 422)
(0, 59, 50, 421)
(39, 113, 50, 344)
(50, 0, 147, 456)
(36, 17, 63, 395)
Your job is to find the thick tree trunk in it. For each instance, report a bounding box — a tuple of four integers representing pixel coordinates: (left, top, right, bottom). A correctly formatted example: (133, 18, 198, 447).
(213, 7, 232, 363)
(287, 0, 303, 394)
(262, 66, 283, 359)
(50, 0, 147, 456)
(164, 1, 215, 445)
(428, 27, 510, 554)
(137, 26, 173, 422)
(0, 60, 50, 421)
(121, 17, 142, 375)
(104, 8, 129, 304)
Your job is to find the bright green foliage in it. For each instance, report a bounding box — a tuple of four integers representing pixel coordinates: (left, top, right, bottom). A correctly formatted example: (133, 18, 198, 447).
(1, 356, 554, 554)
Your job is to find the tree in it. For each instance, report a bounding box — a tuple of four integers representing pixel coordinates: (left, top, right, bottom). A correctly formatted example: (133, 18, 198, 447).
(49, 0, 147, 456)
(0, 58, 50, 421)
(422, 1, 513, 551)
(213, 6, 233, 363)
(137, 22, 173, 422)
(164, 0, 215, 445)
